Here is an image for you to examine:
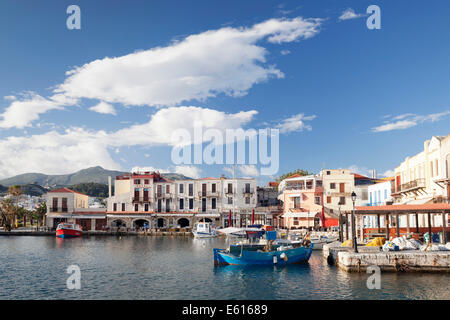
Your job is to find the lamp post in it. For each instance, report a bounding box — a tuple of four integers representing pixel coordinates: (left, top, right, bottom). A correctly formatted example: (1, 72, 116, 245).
(351, 191, 358, 253)
(338, 201, 343, 243)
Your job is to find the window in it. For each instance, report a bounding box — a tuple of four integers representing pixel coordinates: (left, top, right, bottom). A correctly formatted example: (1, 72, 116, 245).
(245, 197, 250, 204)
(326, 171, 330, 175)
(144, 204, 149, 212)
(430, 161, 434, 177)
(212, 198, 216, 209)
(189, 198, 194, 210)
(327, 196, 331, 204)
(144, 179, 149, 184)
(435, 159, 439, 176)
(157, 185, 162, 196)
(227, 183, 233, 194)
(245, 183, 251, 193)
(316, 180, 322, 187)
(113, 203, 117, 211)
(166, 185, 170, 194)
(62, 198, 68, 212)
(134, 204, 139, 212)
(228, 197, 233, 204)
(122, 203, 126, 211)
(189, 184, 193, 196)
(179, 184, 184, 193)
(202, 198, 206, 212)
(166, 199, 170, 212)
(339, 197, 345, 205)
(157, 199, 162, 212)
(314, 197, 321, 205)
(179, 199, 184, 210)
(52, 198, 58, 211)
(330, 183, 335, 189)
(134, 179, 140, 184)
(293, 197, 301, 208)
(384, 189, 387, 200)
(339, 183, 345, 193)
(212, 183, 216, 193)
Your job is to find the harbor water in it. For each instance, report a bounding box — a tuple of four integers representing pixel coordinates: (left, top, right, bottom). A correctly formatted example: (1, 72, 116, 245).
(0, 236, 449, 300)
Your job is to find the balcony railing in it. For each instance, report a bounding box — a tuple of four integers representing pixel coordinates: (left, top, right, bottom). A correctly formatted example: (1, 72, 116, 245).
(225, 188, 236, 195)
(49, 207, 69, 213)
(242, 188, 254, 194)
(198, 191, 219, 197)
(132, 197, 150, 203)
(398, 178, 425, 193)
(433, 197, 450, 204)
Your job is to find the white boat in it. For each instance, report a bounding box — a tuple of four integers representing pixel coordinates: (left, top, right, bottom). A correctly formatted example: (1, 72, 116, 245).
(193, 222, 218, 238)
(310, 235, 338, 250)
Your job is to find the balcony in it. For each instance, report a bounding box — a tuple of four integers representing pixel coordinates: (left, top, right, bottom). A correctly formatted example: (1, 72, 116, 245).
(433, 197, 450, 204)
(49, 207, 69, 213)
(225, 188, 236, 195)
(242, 188, 255, 194)
(132, 197, 150, 203)
(398, 178, 426, 193)
(198, 191, 219, 198)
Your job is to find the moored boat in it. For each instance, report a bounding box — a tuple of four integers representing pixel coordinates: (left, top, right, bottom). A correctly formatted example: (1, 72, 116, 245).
(56, 223, 82, 238)
(214, 229, 313, 266)
(193, 222, 218, 238)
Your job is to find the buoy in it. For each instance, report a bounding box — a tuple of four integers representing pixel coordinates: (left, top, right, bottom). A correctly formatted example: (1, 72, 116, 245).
(280, 253, 288, 261)
(273, 255, 278, 264)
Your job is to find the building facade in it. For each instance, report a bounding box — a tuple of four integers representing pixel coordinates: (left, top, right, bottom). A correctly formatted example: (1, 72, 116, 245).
(392, 134, 450, 204)
(106, 171, 259, 229)
(45, 188, 107, 230)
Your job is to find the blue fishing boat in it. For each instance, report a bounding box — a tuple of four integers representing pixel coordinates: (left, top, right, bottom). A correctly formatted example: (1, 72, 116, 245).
(213, 229, 313, 266)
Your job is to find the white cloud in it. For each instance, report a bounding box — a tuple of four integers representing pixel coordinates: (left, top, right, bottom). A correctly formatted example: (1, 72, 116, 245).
(238, 165, 259, 177)
(280, 49, 291, 55)
(0, 106, 256, 179)
(382, 170, 395, 177)
(339, 8, 366, 21)
(372, 110, 450, 132)
(347, 165, 376, 178)
(3, 95, 16, 101)
(0, 93, 77, 129)
(89, 101, 116, 115)
(54, 17, 322, 107)
(174, 165, 202, 179)
(275, 113, 316, 134)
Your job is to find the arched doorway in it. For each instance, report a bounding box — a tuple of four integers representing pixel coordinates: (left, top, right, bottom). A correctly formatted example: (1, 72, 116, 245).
(112, 219, 126, 228)
(134, 219, 150, 229)
(199, 218, 212, 223)
(177, 218, 189, 228)
(156, 218, 166, 228)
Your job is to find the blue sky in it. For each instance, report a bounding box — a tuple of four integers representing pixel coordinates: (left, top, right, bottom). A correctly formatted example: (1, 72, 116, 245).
(0, 0, 449, 184)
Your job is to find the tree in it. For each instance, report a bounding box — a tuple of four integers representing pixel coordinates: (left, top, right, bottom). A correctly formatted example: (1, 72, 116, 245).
(0, 198, 15, 231)
(8, 185, 22, 228)
(33, 202, 47, 227)
(276, 169, 313, 182)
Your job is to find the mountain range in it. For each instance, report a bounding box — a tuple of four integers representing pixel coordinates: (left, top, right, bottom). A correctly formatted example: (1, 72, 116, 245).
(0, 166, 192, 196)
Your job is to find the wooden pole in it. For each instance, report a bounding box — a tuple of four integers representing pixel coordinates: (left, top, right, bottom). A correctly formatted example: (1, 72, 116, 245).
(415, 213, 419, 233)
(442, 211, 447, 244)
(385, 213, 390, 240)
(406, 213, 410, 236)
(339, 213, 344, 242)
(427, 213, 432, 243)
(377, 214, 381, 233)
(396, 214, 400, 238)
(345, 213, 349, 241)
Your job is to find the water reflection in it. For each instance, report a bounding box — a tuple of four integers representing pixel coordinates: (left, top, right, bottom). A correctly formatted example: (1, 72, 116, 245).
(0, 236, 448, 300)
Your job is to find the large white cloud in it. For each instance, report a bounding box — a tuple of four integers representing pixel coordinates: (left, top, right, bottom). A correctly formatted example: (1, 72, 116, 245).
(0, 107, 257, 179)
(54, 17, 322, 107)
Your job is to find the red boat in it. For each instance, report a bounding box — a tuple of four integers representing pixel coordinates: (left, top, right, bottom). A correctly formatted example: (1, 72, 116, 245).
(56, 223, 82, 238)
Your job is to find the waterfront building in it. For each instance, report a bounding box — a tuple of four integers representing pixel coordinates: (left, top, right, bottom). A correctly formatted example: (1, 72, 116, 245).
(277, 174, 323, 229)
(45, 188, 107, 230)
(257, 182, 282, 227)
(106, 171, 259, 229)
(392, 134, 450, 205)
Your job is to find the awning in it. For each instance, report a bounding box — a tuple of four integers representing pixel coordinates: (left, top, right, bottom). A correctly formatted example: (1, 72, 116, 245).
(288, 194, 301, 198)
(282, 212, 318, 218)
(405, 197, 433, 205)
(195, 213, 221, 217)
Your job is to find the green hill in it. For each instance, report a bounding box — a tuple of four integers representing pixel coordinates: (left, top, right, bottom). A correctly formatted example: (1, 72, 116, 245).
(0, 166, 192, 189)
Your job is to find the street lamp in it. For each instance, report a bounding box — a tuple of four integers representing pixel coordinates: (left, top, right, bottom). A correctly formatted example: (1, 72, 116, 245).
(351, 191, 358, 253)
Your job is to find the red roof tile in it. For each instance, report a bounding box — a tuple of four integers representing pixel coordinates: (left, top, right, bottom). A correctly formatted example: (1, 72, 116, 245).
(48, 187, 88, 196)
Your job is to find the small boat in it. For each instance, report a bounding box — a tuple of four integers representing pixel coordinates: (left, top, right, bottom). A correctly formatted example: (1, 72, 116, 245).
(56, 223, 82, 238)
(214, 230, 313, 266)
(193, 222, 218, 238)
(310, 235, 338, 250)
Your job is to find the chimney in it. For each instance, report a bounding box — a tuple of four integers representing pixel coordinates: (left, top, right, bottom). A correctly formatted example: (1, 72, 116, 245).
(108, 176, 112, 197)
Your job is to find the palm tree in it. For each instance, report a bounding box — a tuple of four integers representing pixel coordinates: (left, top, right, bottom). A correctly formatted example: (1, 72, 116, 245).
(8, 185, 22, 228)
(0, 198, 15, 231)
(33, 202, 47, 228)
